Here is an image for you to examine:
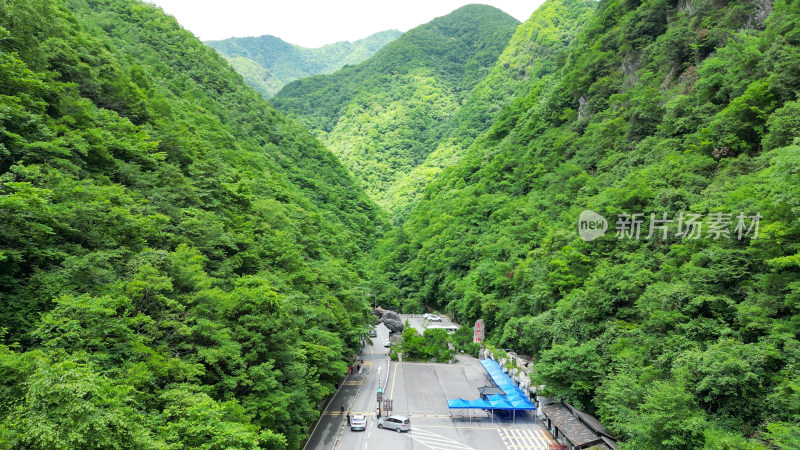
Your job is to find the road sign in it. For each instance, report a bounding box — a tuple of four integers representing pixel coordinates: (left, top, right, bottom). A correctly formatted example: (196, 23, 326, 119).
(473, 319, 485, 343)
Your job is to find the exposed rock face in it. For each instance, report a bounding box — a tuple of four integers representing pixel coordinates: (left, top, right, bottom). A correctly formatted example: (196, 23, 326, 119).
(372, 307, 404, 334)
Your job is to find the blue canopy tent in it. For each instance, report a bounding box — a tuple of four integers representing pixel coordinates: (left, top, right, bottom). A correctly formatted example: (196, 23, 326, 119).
(479, 359, 537, 422)
(469, 398, 490, 409)
(485, 394, 514, 408)
(508, 396, 537, 410)
(447, 397, 490, 423)
(447, 398, 471, 409)
(447, 359, 537, 423)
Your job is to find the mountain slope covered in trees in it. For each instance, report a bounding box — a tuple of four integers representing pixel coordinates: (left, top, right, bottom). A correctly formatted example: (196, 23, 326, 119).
(372, 0, 800, 447)
(386, 0, 597, 220)
(0, 0, 384, 447)
(206, 30, 403, 98)
(272, 5, 521, 210)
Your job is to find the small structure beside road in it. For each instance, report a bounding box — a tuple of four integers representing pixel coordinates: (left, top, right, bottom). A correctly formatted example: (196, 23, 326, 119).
(477, 386, 505, 399)
(539, 400, 618, 450)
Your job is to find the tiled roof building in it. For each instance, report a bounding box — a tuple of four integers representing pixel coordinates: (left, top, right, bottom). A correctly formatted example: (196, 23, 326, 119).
(540, 401, 618, 450)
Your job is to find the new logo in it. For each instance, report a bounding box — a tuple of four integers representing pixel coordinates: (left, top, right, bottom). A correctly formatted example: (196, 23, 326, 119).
(578, 210, 608, 241)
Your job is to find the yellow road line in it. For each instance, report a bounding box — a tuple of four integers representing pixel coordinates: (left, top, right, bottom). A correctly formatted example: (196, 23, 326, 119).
(389, 360, 399, 398)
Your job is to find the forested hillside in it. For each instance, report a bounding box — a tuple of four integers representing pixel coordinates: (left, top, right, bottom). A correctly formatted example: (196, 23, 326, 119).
(0, 0, 384, 447)
(272, 5, 520, 210)
(386, 0, 597, 220)
(373, 0, 800, 447)
(206, 30, 403, 98)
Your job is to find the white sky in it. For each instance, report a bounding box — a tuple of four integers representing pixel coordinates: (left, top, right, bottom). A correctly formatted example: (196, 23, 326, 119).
(145, 1, 545, 47)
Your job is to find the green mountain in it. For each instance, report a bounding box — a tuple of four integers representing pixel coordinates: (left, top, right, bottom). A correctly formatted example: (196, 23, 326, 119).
(3, 0, 800, 448)
(373, 0, 800, 447)
(0, 0, 384, 447)
(226, 55, 284, 98)
(272, 4, 521, 210)
(386, 0, 597, 220)
(206, 30, 403, 97)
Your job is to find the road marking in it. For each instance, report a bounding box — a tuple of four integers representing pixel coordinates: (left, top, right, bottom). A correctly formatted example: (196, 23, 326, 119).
(389, 360, 399, 398)
(409, 428, 475, 450)
(498, 428, 554, 449)
(414, 424, 542, 430)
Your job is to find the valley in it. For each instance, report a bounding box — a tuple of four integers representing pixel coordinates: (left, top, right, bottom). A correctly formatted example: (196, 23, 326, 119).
(0, 0, 798, 448)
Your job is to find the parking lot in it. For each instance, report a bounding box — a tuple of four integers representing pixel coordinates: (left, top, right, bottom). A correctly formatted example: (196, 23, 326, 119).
(303, 315, 555, 450)
(401, 313, 460, 334)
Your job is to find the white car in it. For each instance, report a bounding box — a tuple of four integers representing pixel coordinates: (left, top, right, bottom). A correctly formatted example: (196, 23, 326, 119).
(350, 414, 366, 431)
(383, 339, 391, 347)
(378, 415, 410, 432)
(425, 314, 442, 322)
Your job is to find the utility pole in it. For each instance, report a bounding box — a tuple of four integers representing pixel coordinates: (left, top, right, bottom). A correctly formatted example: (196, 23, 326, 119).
(376, 387, 383, 418)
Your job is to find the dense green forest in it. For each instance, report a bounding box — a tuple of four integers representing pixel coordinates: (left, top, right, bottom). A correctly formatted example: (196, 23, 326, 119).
(206, 31, 403, 98)
(372, 0, 800, 447)
(272, 5, 521, 210)
(0, 0, 385, 447)
(3, 0, 800, 448)
(386, 0, 597, 220)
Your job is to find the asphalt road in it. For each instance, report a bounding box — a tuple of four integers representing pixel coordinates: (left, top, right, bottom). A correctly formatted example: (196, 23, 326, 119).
(303, 320, 554, 450)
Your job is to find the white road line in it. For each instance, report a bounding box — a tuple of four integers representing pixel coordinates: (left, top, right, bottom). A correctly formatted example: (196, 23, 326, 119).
(408, 428, 476, 450)
(497, 428, 553, 450)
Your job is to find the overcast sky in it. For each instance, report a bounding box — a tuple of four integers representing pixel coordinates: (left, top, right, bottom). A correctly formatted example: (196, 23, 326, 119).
(145, 1, 545, 47)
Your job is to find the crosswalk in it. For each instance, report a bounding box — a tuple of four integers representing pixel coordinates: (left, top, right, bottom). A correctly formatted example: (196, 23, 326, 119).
(410, 427, 476, 450)
(498, 428, 554, 449)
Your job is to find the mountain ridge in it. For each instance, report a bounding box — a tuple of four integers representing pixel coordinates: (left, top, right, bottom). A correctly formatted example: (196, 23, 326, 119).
(386, 0, 598, 220)
(206, 30, 403, 97)
(272, 4, 521, 210)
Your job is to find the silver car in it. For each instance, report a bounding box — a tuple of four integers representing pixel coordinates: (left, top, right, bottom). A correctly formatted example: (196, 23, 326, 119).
(377, 415, 410, 432)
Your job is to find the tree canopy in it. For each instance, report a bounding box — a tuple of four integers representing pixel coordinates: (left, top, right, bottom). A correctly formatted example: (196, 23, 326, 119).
(371, 0, 800, 447)
(0, 0, 384, 447)
(2, 0, 799, 447)
(272, 5, 521, 211)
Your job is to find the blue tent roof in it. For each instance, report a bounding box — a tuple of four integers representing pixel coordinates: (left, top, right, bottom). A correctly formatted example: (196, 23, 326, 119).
(447, 398, 471, 409)
(507, 395, 537, 410)
(446, 359, 537, 411)
(485, 394, 515, 409)
(479, 359, 537, 411)
(469, 398, 491, 409)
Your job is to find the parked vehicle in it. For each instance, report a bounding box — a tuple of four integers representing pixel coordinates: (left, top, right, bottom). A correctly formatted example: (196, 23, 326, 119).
(383, 339, 391, 347)
(369, 329, 377, 337)
(425, 314, 442, 322)
(350, 414, 367, 431)
(377, 415, 410, 432)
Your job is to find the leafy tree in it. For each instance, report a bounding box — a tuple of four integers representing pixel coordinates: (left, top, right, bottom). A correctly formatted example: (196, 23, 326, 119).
(370, 0, 800, 447)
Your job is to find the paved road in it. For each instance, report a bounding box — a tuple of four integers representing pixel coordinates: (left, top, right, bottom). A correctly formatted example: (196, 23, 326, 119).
(304, 321, 554, 450)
